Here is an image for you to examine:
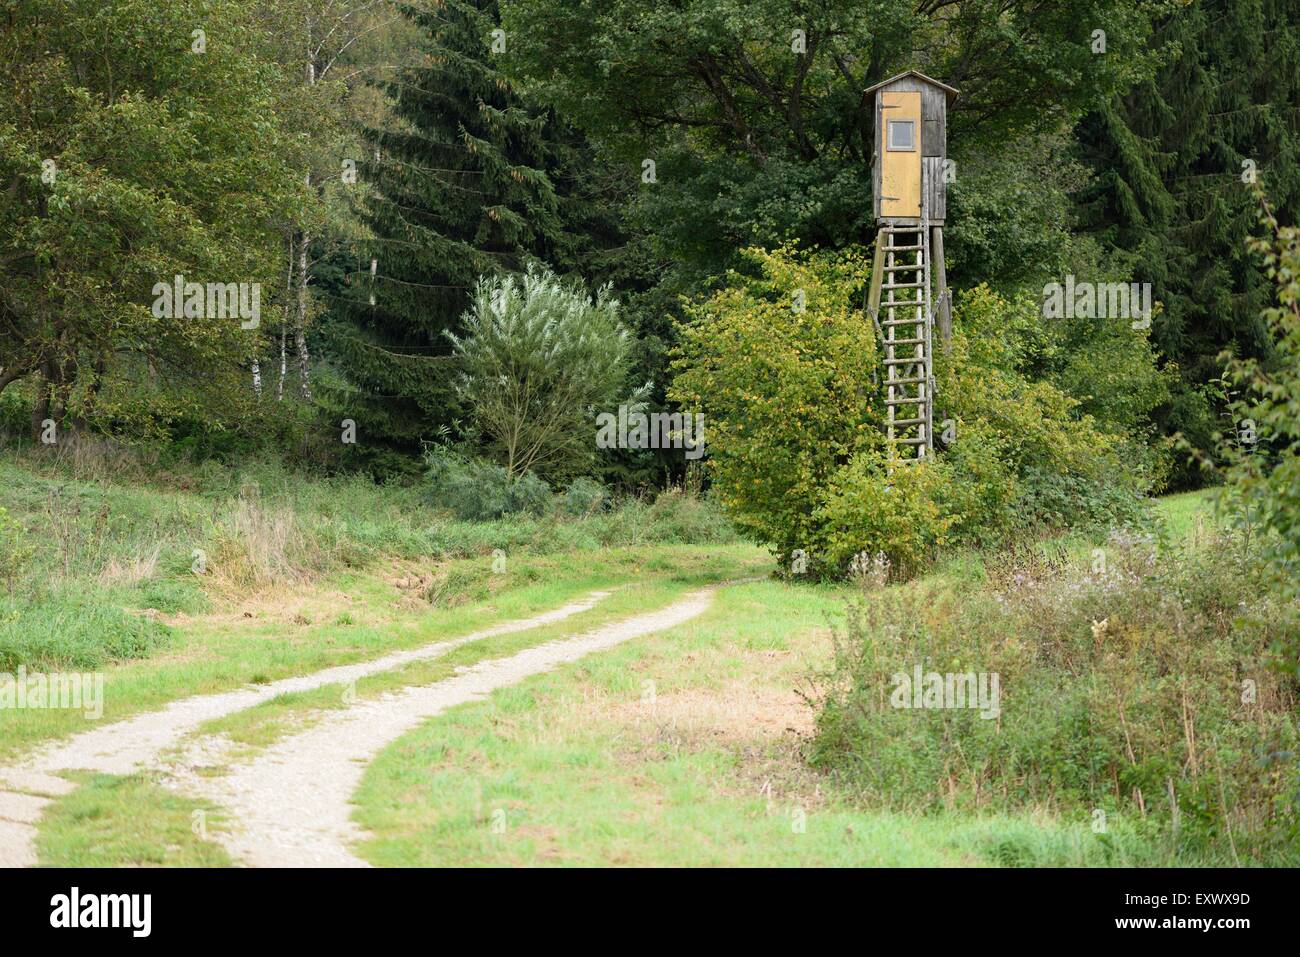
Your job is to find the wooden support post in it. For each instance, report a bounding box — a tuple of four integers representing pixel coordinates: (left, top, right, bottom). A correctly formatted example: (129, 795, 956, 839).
(868, 228, 885, 327)
(933, 225, 951, 353)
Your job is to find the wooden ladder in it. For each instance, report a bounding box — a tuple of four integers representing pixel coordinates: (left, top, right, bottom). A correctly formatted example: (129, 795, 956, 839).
(879, 224, 933, 463)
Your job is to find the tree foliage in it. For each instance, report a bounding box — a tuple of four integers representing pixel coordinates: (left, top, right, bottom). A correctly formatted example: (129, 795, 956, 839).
(670, 246, 880, 564)
(502, 0, 1170, 278)
(1222, 198, 1300, 626)
(0, 0, 301, 436)
(447, 264, 633, 479)
(672, 246, 1159, 575)
(1073, 0, 1300, 487)
(321, 0, 610, 455)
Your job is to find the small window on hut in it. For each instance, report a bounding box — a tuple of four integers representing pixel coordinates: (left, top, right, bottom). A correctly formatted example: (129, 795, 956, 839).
(887, 120, 916, 151)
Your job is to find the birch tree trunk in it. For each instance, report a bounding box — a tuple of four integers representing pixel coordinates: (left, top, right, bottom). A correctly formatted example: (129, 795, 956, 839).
(294, 55, 315, 402)
(295, 223, 312, 400)
(279, 231, 293, 401)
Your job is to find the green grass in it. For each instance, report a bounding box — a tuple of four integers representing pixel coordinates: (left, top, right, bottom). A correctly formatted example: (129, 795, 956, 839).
(24, 546, 765, 867)
(1153, 488, 1218, 541)
(0, 544, 767, 761)
(192, 562, 754, 755)
(345, 489, 1238, 868)
(0, 453, 740, 586)
(350, 579, 1174, 866)
(35, 772, 234, 867)
(0, 450, 741, 675)
(13, 475, 1230, 868)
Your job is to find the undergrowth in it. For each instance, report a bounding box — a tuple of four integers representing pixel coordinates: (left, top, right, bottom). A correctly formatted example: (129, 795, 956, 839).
(809, 523, 1300, 865)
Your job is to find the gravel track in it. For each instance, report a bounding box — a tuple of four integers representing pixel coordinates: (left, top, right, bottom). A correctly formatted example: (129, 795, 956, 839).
(179, 587, 715, 867)
(0, 590, 612, 868)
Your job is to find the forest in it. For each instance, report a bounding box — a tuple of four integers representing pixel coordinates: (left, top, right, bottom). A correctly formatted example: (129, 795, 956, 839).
(0, 0, 1298, 880)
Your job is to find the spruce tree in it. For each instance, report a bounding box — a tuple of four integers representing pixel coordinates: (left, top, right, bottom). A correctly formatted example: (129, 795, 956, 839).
(1073, 0, 1300, 486)
(320, 0, 602, 458)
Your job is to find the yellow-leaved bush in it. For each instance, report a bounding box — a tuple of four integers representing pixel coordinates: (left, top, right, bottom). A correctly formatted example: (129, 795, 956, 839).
(672, 246, 1159, 578)
(670, 245, 883, 568)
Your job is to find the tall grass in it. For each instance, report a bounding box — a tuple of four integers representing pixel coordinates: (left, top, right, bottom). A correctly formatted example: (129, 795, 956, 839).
(0, 444, 740, 670)
(808, 524, 1300, 864)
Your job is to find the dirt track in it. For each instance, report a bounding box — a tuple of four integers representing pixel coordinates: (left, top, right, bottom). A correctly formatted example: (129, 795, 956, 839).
(0, 590, 613, 867)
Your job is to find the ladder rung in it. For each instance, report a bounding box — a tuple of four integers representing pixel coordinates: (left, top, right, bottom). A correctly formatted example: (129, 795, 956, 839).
(889, 375, 928, 385)
(895, 437, 928, 445)
(884, 265, 921, 272)
(885, 357, 923, 365)
(883, 282, 923, 289)
(882, 318, 924, 326)
(885, 397, 926, 406)
(892, 417, 926, 426)
(885, 244, 922, 251)
(886, 337, 924, 345)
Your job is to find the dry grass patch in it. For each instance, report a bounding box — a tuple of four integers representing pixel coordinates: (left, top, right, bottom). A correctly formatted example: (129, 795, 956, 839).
(97, 545, 162, 586)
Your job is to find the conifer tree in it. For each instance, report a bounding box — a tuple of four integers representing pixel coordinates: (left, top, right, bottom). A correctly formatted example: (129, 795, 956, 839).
(1073, 0, 1300, 485)
(321, 0, 604, 455)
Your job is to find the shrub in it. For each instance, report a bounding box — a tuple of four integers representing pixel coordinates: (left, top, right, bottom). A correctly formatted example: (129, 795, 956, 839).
(447, 264, 635, 481)
(670, 245, 882, 563)
(643, 487, 737, 544)
(425, 447, 552, 522)
(0, 388, 28, 443)
(1220, 201, 1300, 675)
(562, 477, 607, 517)
(671, 247, 1158, 577)
(815, 451, 957, 577)
(1008, 468, 1154, 535)
(809, 527, 1300, 862)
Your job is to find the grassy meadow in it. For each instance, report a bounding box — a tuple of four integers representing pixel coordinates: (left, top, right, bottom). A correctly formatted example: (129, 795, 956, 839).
(6, 448, 1292, 868)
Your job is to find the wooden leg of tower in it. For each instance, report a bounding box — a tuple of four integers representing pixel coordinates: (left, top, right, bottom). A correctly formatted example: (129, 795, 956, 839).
(918, 227, 929, 458)
(868, 228, 885, 323)
(933, 225, 951, 355)
(885, 230, 896, 454)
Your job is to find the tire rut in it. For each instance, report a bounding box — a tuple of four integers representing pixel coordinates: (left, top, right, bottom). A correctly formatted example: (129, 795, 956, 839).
(0, 590, 613, 868)
(178, 587, 715, 868)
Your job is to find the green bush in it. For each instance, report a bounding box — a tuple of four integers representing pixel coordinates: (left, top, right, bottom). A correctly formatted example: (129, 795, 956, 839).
(670, 245, 882, 566)
(815, 451, 956, 578)
(1221, 204, 1300, 676)
(425, 448, 552, 522)
(809, 527, 1300, 863)
(671, 248, 1160, 576)
(1009, 468, 1154, 535)
(562, 477, 608, 517)
(0, 388, 29, 443)
(642, 487, 737, 544)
